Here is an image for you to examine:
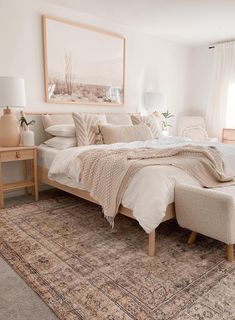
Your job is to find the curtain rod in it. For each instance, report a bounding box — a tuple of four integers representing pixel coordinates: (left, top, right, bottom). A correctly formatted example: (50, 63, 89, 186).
(208, 39, 235, 49)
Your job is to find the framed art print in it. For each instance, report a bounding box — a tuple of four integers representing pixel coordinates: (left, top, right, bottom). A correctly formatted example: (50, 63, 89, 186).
(42, 16, 125, 105)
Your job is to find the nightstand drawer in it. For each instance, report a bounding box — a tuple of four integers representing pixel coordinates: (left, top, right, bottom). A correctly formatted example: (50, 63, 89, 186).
(0, 149, 34, 162)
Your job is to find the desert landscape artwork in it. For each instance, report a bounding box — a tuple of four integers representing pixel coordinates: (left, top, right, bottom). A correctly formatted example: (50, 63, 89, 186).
(42, 16, 125, 105)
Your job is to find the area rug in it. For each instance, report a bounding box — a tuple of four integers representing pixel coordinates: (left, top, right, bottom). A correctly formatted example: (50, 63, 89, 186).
(0, 194, 235, 320)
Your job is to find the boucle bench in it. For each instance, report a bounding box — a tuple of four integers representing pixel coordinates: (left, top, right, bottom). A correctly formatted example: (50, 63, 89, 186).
(175, 184, 235, 262)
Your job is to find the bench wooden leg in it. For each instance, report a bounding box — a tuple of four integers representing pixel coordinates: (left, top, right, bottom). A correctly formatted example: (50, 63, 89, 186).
(227, 244, 234, 262)
(187, 231, 198, 245)
(148, 230, 156, 256)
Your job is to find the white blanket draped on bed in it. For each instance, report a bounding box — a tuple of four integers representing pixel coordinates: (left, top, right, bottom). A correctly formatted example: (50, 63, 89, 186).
(48, 137, 235, 233)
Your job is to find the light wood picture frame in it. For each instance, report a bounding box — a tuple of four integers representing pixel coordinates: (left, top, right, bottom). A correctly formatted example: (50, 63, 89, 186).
(42, 15, 125, 106)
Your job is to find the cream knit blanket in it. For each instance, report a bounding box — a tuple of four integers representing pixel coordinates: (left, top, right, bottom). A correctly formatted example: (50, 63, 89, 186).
(79, 145, 235, 225)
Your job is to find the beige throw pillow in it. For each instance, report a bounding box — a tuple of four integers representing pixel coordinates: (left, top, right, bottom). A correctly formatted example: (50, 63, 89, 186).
(131, 114, 161, 138)
(99, 123, 153, 144)
(72, 113, 107, 146)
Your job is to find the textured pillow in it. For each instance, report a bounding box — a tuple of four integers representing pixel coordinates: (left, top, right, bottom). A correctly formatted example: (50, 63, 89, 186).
(72, 113, 107, 146)
(105, 113, 132, 125)
(99, 123, 153, 144)
(44, 137, 77, 149)
(45, 124, 76, 137)
(131, 114, 161, 138)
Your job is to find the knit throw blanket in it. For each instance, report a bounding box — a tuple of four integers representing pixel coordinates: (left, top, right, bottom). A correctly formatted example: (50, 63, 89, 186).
(79, 145, 235, 225)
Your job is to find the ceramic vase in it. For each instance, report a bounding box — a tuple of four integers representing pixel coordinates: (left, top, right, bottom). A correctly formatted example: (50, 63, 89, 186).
(22, 127, 35, 146)
(0, 108, 20, 147)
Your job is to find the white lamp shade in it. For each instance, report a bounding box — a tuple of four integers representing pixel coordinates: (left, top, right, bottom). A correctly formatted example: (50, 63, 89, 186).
(144, 92, 165, 113)
(0, 77, 26, 107)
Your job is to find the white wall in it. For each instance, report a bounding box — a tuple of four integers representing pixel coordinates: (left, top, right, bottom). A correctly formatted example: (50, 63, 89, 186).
(0, 0, 192, 196)
(0, 0, 191, 119)
(186, 46, 214, 116)
(144, 40, 191, 129)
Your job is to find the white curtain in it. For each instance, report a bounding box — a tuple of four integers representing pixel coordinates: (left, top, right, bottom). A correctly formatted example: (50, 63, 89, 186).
(206, 41, 235, 138)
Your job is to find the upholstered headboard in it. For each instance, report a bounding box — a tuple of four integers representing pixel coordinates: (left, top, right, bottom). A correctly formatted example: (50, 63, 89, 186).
(24, 112, 139, 146)
(24, 113, 48, 145)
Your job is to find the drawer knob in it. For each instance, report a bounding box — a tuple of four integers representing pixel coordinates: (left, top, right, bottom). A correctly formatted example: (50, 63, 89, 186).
(16, 152, 20, 159)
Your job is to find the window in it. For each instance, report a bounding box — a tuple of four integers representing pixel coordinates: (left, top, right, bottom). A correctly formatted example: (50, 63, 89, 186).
(226, 82, 235, 128)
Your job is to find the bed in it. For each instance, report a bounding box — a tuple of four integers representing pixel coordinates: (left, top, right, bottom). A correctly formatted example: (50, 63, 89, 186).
(37, 144, 174, 256)
(30, 113, 235, 257)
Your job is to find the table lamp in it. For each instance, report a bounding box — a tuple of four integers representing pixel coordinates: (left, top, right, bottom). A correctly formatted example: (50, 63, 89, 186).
(144, 92, 165, 115)
(0, 77, 26, 147)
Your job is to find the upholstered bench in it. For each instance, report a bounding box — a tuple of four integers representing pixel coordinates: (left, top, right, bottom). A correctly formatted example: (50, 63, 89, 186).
(175, 184, 235, 262)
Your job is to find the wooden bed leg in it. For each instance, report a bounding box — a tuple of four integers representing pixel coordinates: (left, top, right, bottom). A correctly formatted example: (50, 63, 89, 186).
(148, 230, 156, 257)
(227, 244, 234, 262)
(187, 231, 198, 245)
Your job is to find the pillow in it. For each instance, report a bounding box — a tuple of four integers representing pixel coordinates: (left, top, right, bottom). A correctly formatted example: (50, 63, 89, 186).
(99, 123, 153, 144)
(72, 113, 107, 146)
(131, 114, 161, 138)
(105, 113, 132, 125)
(41, 114, 74, 138)
(45, 124, 76, 137)
(44, 137, 77, 149)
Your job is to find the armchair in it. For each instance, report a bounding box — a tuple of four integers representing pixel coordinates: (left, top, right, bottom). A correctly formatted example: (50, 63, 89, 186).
(178, 116, 217, 142)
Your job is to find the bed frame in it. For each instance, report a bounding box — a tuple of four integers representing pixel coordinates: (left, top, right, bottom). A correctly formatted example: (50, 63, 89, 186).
(38, 166, 175, 256)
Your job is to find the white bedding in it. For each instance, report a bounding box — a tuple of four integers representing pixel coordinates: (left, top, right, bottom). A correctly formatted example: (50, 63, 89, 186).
(38, 145, 60, 169)
(48, 137, 235, 233)
(38, 144, 84, 189)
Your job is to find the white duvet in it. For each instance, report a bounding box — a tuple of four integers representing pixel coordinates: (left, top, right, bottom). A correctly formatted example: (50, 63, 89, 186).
(48, 137, 235, 233)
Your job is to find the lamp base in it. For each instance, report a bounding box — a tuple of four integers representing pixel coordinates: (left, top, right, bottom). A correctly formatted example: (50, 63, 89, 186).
(0, 108, 20, 147)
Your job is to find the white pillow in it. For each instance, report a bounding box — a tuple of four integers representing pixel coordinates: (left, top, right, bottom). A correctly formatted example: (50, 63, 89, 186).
(45, 124, 75, 137)
(44, 137, 77, 149)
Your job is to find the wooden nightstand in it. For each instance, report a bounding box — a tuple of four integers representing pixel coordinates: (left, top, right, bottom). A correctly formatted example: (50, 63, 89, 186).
(222, 128, 235, 144)
(0, 146, 39, 208)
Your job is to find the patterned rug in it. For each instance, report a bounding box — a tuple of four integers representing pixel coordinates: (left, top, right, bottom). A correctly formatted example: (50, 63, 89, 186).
(0, 194, 235, 320)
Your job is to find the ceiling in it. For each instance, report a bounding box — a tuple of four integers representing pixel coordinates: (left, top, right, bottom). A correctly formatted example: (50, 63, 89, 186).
(49, 0, 235, 47)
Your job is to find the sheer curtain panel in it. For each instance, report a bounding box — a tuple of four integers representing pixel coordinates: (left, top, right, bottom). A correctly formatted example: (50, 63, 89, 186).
(206, 41, 235, 139)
